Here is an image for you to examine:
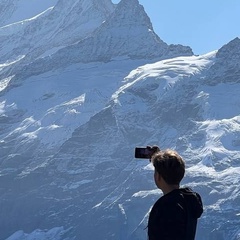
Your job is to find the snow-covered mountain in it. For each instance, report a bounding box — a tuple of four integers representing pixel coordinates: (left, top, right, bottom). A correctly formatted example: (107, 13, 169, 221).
(0, 0, 240, 240)
(0, 0, 115, 64)
(0, 0, 58, 27)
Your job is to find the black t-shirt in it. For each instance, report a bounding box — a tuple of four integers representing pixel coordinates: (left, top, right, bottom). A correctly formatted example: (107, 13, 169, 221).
(148, 188, 203, 240)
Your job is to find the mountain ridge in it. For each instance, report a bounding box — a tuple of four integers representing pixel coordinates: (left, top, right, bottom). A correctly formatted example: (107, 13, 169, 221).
(0, 0, 115, 63)
(0, 0, 57, 27)
(0, 0, 192, 95)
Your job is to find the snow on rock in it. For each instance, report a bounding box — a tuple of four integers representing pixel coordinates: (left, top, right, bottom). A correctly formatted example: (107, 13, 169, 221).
(6, 227, 67, 240)
(0, 0, 115, 63)
(0, 0, 57, 27)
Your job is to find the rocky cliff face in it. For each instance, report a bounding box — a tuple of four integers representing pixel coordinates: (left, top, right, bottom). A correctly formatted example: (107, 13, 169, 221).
(206, 37, 240, 85)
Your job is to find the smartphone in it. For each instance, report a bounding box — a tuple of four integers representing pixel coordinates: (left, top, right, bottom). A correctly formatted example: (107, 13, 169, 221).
(134, 147, 154, 159)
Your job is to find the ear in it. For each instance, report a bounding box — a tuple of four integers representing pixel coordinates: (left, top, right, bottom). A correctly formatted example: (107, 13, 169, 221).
(154, 169, 161, 182)
(156, 171, 162, 182)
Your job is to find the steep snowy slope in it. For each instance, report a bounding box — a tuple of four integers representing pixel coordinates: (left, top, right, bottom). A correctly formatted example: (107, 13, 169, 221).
(0, 0, 115, 63)
(0, 0, 57, 27)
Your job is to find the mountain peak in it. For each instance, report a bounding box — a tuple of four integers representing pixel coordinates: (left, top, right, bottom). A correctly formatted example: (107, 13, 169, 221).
(53, 0, 114, 15)
(113, 0, 152, 28)
(0, 0, 57, 27)
(0, 0, 115, 63)
(206, 37, 240, 85)
(216, 37, 240, 60)
(41, 0, 192, 66)
(0, 0, 192, 88)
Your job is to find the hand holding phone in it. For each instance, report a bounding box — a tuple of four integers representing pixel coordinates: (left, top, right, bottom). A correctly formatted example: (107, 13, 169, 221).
(134, 146, 160, 159)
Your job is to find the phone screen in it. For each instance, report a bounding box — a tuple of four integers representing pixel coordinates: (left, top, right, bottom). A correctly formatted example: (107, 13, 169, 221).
(135, 147, 153, 159)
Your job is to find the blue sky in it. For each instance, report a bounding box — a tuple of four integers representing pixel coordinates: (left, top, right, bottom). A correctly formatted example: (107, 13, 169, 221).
(112, 0, 240, 55)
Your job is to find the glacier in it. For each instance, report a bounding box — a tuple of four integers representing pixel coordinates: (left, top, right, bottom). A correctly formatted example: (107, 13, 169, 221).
(0, 0, 240, 240)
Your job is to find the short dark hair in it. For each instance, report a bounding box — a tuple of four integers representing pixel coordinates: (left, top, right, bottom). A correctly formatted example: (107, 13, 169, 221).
(151, 149, 185, 185)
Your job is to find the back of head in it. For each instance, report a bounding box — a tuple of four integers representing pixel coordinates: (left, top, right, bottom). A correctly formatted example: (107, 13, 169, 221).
(151, 149, 185, 185)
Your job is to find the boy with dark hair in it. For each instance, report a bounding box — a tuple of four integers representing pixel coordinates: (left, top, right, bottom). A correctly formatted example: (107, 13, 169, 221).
(148, 148, 203, 240)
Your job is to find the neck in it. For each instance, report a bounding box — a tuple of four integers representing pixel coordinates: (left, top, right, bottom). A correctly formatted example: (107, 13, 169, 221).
(162, 184, 179, 195)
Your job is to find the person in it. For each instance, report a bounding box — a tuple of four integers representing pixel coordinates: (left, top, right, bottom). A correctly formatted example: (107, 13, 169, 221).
(147, 147, 203, 240)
